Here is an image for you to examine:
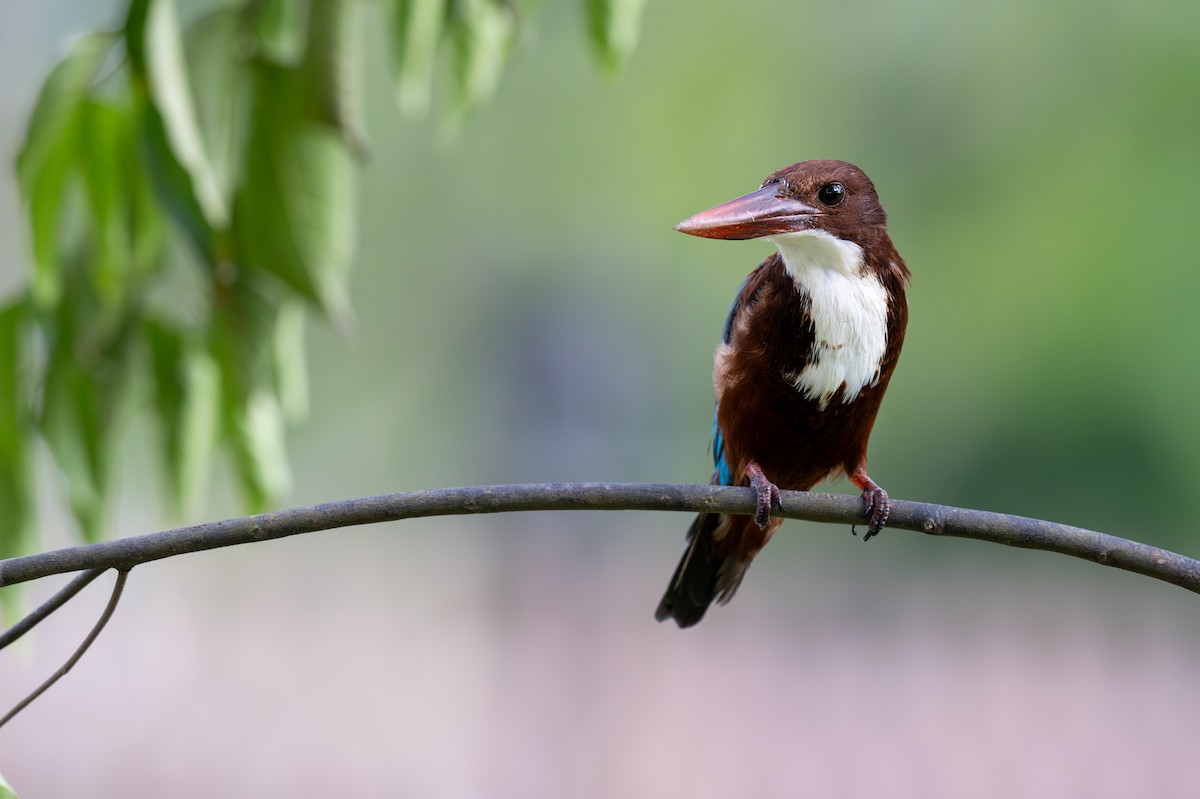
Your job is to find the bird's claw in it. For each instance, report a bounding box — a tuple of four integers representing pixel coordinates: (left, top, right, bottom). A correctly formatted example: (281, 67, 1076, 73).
(859, 485, 890, 541)
(748, 468, 782, 530)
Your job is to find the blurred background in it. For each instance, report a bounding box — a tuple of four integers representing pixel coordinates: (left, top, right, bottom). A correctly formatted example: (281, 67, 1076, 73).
(3, 0, 1200, 795)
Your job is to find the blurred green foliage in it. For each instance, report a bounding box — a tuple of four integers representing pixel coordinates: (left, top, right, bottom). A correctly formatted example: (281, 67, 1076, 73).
(3, 0, 647, 559)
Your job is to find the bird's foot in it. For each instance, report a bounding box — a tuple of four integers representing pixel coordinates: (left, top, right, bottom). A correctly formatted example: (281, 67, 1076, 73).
(849, 473, 890, 541)
(746, 463, 782, 530)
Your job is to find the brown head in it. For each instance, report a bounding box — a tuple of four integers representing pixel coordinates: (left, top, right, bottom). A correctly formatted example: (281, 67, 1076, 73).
(675, 160, 907, 280)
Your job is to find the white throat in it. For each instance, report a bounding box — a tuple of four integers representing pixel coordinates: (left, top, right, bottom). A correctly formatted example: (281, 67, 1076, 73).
(770, 229, 889, 407)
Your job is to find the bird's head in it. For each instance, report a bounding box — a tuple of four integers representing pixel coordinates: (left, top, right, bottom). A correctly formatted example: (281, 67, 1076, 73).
(674, 160, 890, 252)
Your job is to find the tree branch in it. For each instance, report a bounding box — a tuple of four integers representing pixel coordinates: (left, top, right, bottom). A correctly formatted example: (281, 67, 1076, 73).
(0, 568, 128, 729)
(1, 483, 1196, 594)
(0, 568, 106, 651)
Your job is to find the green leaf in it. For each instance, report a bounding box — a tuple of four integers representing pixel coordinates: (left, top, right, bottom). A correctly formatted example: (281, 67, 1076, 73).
(233, 65, 355, 325)
(39, 281, 134, 541)
(41, 358, 106, 542)
(80, 99, 167, 308)
(209, 274, 279, 399)
(125, 0, 153, 70)
(147, 321, 220, 514)
(0, 768, 18, 799)
(254, 0, 310, 66)
(585, 0, 646, 73)
(129, 0, 229, 229)
(185, 8, 255, 218)
(303, 0, 369, 156)
(226, 387, 292, 512)
(124, 124, 171, 281)
(390, 0, 447, 116)
(0, 297, 35, 563)
(15, 31, 117, 308)
(449, 0, 516, 111)
(136, 94, 216, 261)
(273, 300, 309, 423)
(208, 275, 291, 509)
(79, 101, 127, 305)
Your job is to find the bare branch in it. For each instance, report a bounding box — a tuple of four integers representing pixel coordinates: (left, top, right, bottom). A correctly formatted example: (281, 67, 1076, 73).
(0, 483, 1197, 595)
(0, 568, 107, 651)
(0, 568, 128, 729)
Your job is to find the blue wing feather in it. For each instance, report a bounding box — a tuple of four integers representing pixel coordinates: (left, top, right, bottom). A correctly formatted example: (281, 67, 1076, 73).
(712, 416, 733, 485)
(711, 275, 750, 487)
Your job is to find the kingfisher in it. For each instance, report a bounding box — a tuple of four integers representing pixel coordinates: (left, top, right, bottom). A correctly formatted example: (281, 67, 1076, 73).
(656, 160, 911, 628)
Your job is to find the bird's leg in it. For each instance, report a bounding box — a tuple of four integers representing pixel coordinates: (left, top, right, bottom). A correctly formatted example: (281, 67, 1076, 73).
(745, 462, 782, 530)
(849, 469, 890, 541)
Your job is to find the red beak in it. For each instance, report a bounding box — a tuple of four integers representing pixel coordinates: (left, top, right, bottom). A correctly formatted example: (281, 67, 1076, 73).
(674, 184, 820, 240)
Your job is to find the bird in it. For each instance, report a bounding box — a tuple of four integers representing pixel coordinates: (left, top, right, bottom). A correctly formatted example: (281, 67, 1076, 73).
(655, 160, 911, 628)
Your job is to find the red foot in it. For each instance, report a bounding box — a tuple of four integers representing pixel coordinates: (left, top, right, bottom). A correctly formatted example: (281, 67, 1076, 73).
(746, 463, 782, 530)
(849, 472, 890, 541)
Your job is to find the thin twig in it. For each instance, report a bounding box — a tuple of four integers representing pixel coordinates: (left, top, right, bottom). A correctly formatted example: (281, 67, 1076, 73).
(0, 568, 129, 729)
(0, 483, 1196, 595)
(0, 568, 107, 651)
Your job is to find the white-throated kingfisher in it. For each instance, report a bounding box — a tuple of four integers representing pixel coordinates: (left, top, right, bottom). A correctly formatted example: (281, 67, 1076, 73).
(656, 160, 910, 628)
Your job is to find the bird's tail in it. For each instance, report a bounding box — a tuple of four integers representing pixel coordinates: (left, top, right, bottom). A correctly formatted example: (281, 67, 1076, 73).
(655, 512, 723, 627)
(656, 513, 764, 627)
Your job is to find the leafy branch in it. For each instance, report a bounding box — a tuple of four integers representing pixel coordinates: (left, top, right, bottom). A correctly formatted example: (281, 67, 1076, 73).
(3, 0, 649, 567)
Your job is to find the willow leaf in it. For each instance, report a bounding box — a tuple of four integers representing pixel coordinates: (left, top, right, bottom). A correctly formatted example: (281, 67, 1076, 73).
(234, 65, 354, 325)
(585, 0, 646, 73)
(450, 0, 516, 111)
(147, 321, 221, 513)
(15, 32, 116, 307)
(129, 0, 229, 228)
(185, 7, 255, 216)
(391, 0, 446, 115)
(304, 0, 369, 155)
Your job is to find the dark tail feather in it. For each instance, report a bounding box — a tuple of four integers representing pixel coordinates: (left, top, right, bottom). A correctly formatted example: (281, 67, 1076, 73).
(655, 512, 724, 628)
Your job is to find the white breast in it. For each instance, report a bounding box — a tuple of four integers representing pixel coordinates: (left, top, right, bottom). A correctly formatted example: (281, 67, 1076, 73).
(771, 229, 889, 408)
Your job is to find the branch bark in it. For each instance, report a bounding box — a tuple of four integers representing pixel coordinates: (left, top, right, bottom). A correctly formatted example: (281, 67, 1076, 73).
(1, 483, 1197, 594)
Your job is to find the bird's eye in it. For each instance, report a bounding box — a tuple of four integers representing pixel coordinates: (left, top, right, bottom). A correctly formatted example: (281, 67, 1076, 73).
(817, 183, 845, 206)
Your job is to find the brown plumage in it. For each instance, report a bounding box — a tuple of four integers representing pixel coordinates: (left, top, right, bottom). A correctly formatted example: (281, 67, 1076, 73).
(657, 160, 911, 627)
